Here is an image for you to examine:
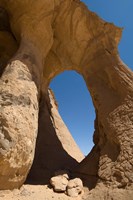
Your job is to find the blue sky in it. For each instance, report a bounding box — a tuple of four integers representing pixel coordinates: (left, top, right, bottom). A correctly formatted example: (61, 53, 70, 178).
(50, 0, 133, 155)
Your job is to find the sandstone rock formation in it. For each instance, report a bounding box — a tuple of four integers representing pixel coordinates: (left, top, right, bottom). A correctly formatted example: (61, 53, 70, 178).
(0, 0, 133, 196)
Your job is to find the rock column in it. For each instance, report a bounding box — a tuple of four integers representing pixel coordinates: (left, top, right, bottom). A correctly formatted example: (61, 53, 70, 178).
(80, 52, 133, 187)
(0, 40, 41, 189)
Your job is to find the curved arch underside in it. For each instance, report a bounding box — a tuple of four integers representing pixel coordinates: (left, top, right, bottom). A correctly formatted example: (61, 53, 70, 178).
(0, 0, 133, 190)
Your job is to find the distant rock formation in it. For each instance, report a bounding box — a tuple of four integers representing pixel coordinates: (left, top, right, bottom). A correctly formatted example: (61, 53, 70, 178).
(0, 0, 133, 195)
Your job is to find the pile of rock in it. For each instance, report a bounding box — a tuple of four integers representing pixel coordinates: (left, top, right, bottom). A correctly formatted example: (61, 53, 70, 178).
(50, 170, 83, 197)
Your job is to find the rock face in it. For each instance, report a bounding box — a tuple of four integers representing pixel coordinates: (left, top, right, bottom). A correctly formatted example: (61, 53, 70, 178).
(0, 0, 133, 195)
(0, 59, 39, 189)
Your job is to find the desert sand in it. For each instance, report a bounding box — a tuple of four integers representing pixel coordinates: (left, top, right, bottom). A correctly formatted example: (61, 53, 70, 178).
(0, 184, 88, 200)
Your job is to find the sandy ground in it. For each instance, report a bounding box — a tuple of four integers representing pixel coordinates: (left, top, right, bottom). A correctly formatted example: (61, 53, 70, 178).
(0, 184, 88, 200)
(0, 184, 133, 200)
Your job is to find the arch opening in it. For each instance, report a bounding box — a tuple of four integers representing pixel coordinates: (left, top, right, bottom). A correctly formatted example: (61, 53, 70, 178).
(50, 70, 95, 156)
(27, 70, 96, 185)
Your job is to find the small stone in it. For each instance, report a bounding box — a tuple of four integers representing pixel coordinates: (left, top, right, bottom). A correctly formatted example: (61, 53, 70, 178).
(50, 176, 68, 192)
(67, 178, 83, 197)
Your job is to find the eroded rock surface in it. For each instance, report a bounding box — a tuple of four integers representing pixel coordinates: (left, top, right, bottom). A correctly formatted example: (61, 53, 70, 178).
(0, 1, 133, 198)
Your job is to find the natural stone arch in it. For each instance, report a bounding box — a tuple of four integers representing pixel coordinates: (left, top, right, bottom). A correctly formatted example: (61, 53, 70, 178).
(0, 0, 133, 190)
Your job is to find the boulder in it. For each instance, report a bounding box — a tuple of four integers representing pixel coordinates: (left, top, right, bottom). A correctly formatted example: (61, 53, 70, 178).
(67, 178, 83, 197)
(50, 175, 68, 192)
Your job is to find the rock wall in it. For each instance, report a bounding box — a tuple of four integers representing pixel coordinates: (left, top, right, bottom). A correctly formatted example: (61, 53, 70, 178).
(0, 0, 133, 192)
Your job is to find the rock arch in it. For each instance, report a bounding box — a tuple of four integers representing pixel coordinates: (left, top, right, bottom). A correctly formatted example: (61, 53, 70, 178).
(0, 0, 133, 190)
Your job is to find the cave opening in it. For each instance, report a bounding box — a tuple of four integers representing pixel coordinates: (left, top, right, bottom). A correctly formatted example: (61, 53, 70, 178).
(50, 70, 95, 156)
